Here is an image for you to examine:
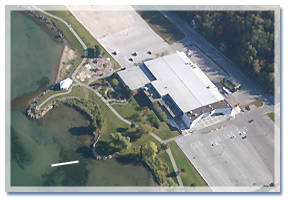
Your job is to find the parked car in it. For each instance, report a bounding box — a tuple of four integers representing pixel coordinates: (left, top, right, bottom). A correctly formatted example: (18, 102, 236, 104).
(239, 131, 246, 135)
(147, 51, 152, 55)
(246, 106, 251, 110)
(129, 58, 133, 62)
(242, 136, 247, 139)
(112, 51, 117, 55)
(248, 119, 254, 123)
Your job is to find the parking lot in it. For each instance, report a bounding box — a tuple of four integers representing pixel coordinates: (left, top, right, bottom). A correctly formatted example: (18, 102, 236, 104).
(176, 124, 274, 192)
(98, 13, 170, 67)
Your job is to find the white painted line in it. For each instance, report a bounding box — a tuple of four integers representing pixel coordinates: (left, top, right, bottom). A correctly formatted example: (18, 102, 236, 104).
(51, 160, 79, 167)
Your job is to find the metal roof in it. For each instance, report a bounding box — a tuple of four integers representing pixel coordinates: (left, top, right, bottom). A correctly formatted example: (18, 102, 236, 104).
(144, 52, 224, 112)
(117, 66, 150, 90)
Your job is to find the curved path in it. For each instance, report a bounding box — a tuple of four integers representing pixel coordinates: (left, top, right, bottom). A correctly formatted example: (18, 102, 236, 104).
(33, 6, 131, 125)
(35, 84, 76, 110)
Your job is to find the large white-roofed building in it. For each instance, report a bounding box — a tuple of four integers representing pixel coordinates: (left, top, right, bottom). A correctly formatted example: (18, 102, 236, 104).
(118, 52, 232, 130)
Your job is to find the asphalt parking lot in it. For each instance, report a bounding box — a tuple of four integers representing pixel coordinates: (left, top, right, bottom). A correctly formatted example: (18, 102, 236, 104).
(176, 123, 274, 192)
(98, 9, 170, 68)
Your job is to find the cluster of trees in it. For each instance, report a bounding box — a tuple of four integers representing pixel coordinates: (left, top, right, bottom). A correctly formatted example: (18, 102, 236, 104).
(152, 101, 170, 124)
(110, 132, 131, 150)
(141, 142, 177, 186)
(175, 11, 275, 94)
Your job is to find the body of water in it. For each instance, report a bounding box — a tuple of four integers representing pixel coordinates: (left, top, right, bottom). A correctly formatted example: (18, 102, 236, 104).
(10, 11, 155, 187)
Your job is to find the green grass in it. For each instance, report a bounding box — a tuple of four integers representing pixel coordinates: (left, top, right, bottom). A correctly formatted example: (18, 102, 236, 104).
(169, 141, 207, 187)
(113, 98, 180, 140)
(267, 112, 280, 127)
(137, 11, 185, 45)
(158, 150, 179, 185)
(240, 98, 264, 109)
(112, 99, 140, 120)
(45, 10, 121, 69)
(152, 123, 180, 141)
(36, 89, 68, 106)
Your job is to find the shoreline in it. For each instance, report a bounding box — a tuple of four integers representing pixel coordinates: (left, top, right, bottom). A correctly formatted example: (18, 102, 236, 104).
(54, 45, 66, 83)
(55, 45, 77, 83)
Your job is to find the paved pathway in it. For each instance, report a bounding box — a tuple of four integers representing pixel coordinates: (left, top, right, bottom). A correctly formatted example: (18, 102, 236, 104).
(150, 132, 182, 144)
(35, 84, 76, 110)
(33, 6, 131, 126)
(166, 148, 184, 187)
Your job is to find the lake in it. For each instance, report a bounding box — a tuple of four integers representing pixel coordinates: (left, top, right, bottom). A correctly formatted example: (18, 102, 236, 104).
(10, 10, 156, 187)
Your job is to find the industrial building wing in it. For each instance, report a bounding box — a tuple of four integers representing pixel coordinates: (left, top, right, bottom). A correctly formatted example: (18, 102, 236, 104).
(118, 52, 232, 131)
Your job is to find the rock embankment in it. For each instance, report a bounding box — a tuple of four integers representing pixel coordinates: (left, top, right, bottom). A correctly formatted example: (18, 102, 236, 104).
(92, 129, 119, 160)
(19, 5, 72, 48)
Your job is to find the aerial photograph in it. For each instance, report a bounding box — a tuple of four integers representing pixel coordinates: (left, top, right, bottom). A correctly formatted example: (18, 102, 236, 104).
(5, 4, 280, 193)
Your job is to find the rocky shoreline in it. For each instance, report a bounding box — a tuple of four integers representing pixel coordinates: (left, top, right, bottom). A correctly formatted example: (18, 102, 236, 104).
(27, 95, 120, 161)
(19, 5, 72, 48)
(92, 129, 120, 160)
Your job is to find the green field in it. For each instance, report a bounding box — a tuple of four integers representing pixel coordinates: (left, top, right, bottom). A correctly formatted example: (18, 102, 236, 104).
(158, 150, 179, 185)
(36, 89, 68, 106)
(169, 141, 207, 187)
(137, 11, 185, 45)
(113, 98, 180, 140)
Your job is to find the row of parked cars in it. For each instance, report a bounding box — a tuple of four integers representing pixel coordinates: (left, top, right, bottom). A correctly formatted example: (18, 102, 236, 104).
(111, 51, 152, 62)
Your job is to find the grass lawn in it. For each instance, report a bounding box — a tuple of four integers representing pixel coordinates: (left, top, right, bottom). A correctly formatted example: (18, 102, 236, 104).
(152, 122, 180, 141)
(36, 89, 68, 106)
(112, 99, 140, 120)
(240, 98, 264, 109)
(169, 141, 207, 187)
(266, 112, 280, 127)
(45, 9, 121, 69)
(113, 98, 180, 140)
(137, 11, 185, 45)
(158, 150, 179, 185)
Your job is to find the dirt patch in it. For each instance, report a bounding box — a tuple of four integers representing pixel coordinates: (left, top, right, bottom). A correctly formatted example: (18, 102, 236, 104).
(56, 45, 77, 82)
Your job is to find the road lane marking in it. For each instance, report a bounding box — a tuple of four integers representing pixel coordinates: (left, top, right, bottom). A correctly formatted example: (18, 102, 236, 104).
(51, 160, 79, 167)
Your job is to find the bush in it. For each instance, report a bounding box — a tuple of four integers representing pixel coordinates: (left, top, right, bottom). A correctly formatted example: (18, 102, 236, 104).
(160, 143, 169, 150)
(111, 78, 119, 87)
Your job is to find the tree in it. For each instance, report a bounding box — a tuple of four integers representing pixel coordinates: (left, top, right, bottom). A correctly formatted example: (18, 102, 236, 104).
(142, 142, 158, 159)
(122, 85, 133, 99)
(111, 78, 119, 87)
(110, 132, 131, 150)
(94, 45, 101, 57)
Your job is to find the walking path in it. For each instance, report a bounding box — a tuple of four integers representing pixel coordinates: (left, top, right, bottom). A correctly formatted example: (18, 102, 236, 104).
(33, 6, 131, 126)
(35, 84, 76, 110)
(33, 7, 183, 187)
(150, 132, 182, 144)
(166, 148, 184, 187)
